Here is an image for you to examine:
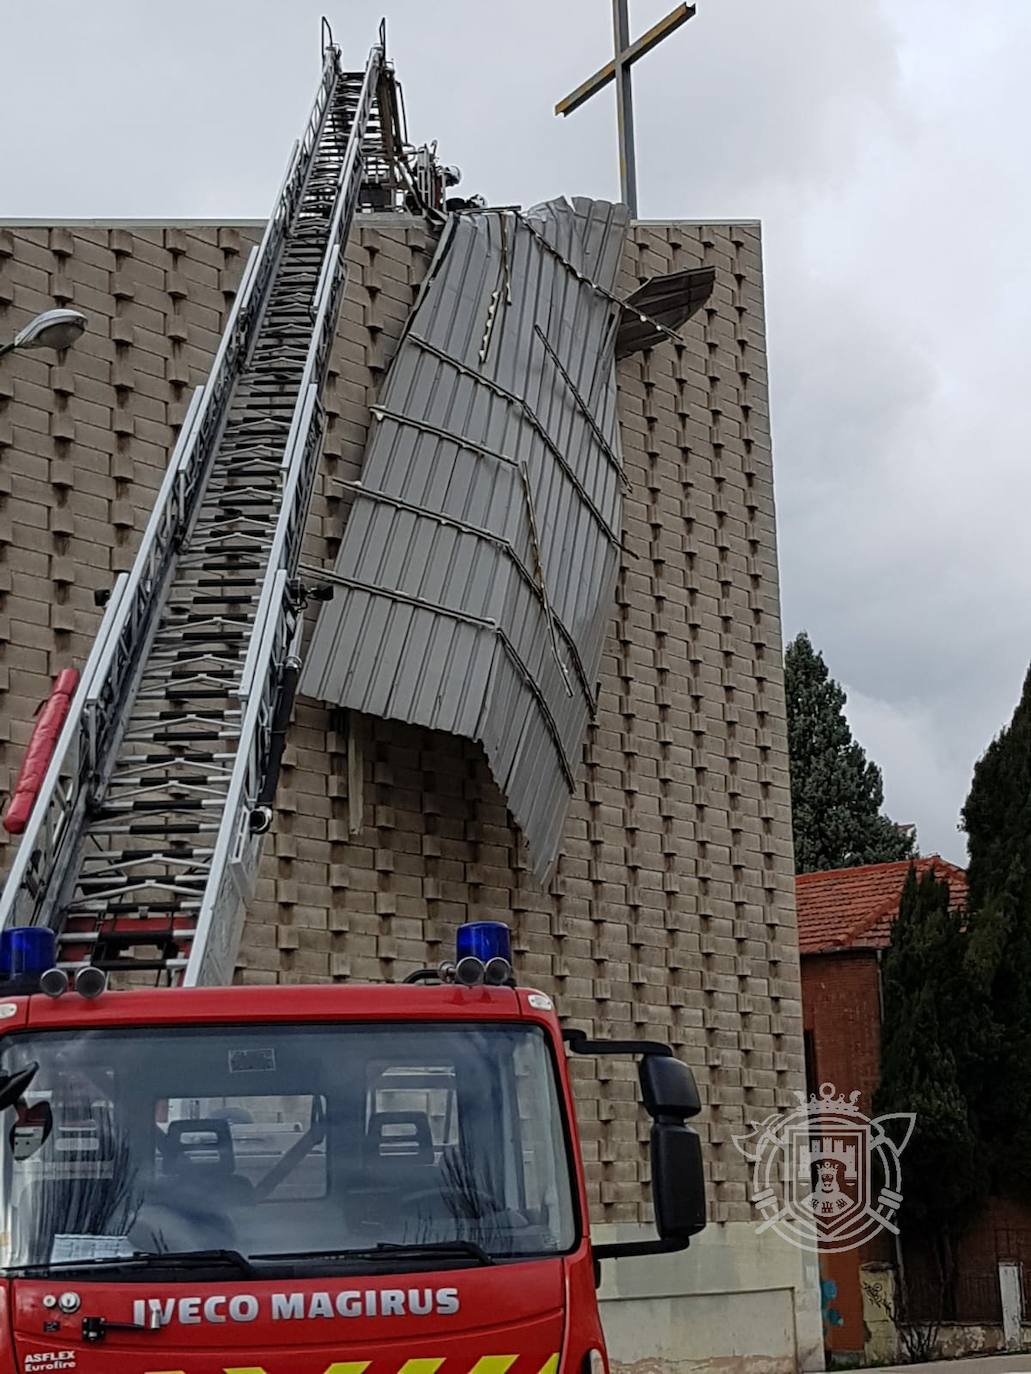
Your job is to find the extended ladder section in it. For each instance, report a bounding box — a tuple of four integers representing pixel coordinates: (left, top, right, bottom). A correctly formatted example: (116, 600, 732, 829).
(0, 40, 393, 986)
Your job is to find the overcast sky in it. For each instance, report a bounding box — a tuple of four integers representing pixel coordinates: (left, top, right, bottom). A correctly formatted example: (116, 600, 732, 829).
(4, 0, 1030, 865)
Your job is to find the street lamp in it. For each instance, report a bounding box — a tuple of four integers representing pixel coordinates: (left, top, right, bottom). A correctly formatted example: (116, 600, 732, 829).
(0, 309, 88, 360)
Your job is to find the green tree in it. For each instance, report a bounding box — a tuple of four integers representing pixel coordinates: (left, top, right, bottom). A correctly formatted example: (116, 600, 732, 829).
(784, 632, 916, 873)
(960, 665, 1031, 1198)
(875, 866, 984, 1312)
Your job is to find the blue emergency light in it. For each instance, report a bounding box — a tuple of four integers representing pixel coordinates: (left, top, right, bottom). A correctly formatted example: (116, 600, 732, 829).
(0, 926, 57, 992)
(453, 921, 515, 987)
(456, 921, 512, 965)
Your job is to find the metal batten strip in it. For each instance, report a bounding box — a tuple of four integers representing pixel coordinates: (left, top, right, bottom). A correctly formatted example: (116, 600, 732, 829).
(407, 330, 628, 491)
(390, 215, 460, 355)
(478, 211, 513, 363)
(331, 480, 597, 711)
(300, 563, 577, 787)
(533, 322, 629, 490)
(369, 405, 621, 548)
(517, 461, 574, 699)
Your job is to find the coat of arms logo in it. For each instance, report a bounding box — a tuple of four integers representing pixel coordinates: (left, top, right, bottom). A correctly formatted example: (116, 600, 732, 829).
(733, 1082, 915, 1253)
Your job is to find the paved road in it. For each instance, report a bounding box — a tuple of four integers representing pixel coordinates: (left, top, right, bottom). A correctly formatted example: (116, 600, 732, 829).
(878, 1359, 1031, 1374)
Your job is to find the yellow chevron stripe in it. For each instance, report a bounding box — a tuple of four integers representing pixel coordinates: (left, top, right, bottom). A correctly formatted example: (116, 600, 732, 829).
(468, 1358, 519, 1374)
(150, 1354, 554, 1374)
(148, 1367, 371, 1374)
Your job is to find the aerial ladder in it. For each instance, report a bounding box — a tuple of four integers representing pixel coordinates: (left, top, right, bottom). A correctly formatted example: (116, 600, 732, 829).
(0, 29, 441, 988)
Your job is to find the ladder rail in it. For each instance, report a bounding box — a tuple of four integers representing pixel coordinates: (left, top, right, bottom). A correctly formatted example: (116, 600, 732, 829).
(0, 574, 129, 931)
(237, 383, 317, 702)
(80, 385, 207, 785)
(184, 569, 295, 987)
(234, 43, 340, 362)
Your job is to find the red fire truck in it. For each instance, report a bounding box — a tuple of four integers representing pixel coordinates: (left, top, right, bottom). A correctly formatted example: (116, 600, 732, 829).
(0, 921, 706, 1374)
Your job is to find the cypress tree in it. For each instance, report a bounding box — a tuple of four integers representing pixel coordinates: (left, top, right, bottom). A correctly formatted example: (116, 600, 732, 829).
(963, 664, 1031, 914)
(784, 633, 915, 873)
(875, 866, 984, 1296)
(961, 665, 1031, 1196)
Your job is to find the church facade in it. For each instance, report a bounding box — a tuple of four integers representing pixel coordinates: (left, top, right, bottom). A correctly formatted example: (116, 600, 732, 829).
(0, 214, 821, 1372)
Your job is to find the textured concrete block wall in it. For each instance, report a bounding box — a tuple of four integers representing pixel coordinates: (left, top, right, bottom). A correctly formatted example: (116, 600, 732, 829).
(0, 223, 260, 736)
(0, 217, 802, 1232)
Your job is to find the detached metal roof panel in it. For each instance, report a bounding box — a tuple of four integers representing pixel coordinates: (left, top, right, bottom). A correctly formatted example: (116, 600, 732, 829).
(616, 265, 716, 359)
(302, 197, 629, 880)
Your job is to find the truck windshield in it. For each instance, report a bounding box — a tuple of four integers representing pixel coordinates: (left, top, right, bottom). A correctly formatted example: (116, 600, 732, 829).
(0, 1021, 577, 1273)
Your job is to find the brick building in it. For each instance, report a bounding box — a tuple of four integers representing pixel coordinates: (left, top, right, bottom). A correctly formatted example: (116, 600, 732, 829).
(797, 857, 967, 1358)
(0, 212, 821, 1372)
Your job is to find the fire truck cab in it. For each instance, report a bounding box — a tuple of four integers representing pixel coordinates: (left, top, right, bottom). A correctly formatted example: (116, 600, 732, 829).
(0, 922, 705, 1374)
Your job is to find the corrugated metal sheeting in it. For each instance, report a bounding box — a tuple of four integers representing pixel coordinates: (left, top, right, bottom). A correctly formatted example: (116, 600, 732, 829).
(301, 197, 629, 880)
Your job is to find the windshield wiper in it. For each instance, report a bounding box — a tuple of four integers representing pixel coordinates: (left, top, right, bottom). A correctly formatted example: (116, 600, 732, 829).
(6, 1248, 256, 1278)
(253, 1240, 495, 1267)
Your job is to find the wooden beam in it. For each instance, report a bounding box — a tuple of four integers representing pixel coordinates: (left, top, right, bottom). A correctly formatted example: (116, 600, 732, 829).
(555, 3, 695, 117)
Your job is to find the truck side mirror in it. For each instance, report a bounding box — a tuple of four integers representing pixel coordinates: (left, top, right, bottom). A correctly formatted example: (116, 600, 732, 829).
(0, 1063, 38, 1113)
(651, 1120, 706, 1241)
(564, 1032, 708, 1263)
(640, 1055, 706, 1242)
(639, 1054, 701, 1121)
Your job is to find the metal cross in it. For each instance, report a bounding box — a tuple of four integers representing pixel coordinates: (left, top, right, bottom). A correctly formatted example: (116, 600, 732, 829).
(555, 2, 696, 219)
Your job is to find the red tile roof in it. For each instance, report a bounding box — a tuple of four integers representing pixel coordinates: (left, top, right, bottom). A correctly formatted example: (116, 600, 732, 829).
(795, 857, 967, 955)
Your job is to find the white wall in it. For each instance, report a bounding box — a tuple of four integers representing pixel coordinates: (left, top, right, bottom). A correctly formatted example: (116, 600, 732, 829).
(595, 1223, 825, 1374)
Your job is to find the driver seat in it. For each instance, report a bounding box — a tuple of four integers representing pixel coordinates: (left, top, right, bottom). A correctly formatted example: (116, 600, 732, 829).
(129, 1118, 252, 1251)
(347, 1111, 437, 1238)
(365, 1111, 435, 1173)
(162, 1118, 254, 1206)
